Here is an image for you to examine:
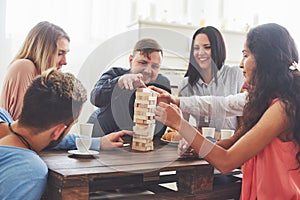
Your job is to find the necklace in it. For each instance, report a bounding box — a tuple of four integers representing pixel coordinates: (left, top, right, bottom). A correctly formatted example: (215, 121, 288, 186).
(8, 123, 32, 150)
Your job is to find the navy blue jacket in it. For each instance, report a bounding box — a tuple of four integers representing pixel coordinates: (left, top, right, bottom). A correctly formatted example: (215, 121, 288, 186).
(88, 67, 171, 137)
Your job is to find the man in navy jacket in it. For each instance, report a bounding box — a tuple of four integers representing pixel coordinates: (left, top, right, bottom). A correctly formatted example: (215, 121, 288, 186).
(88, 38, 171, 138)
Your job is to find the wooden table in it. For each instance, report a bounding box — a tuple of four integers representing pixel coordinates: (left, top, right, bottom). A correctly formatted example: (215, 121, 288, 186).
(40, 139, 241, 200)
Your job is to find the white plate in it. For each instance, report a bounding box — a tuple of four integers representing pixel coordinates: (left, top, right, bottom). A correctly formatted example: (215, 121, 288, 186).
(68, 149, 99, 156)
(160, 138, 179, 145)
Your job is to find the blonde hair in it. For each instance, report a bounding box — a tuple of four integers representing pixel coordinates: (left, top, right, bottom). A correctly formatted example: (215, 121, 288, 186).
(12, 21, 70, 74)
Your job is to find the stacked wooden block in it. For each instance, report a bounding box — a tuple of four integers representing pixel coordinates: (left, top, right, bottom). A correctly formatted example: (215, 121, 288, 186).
(132, 88, 158, 151)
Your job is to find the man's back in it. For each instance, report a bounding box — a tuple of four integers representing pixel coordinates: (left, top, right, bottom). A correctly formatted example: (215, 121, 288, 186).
(0, 146, 48, 200)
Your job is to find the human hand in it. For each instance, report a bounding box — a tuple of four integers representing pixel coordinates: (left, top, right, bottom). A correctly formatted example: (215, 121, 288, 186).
(177, 138, 194, 157)
(240, 82, 249, 93)
(148, 86, 179, 106)
(118, 73, 146, 90)
(100, 130, 133, 150)
(155, 102, 183, 131)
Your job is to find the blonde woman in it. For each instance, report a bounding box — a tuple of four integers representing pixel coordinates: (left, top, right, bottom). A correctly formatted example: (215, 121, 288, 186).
(1, 21, 70, 120)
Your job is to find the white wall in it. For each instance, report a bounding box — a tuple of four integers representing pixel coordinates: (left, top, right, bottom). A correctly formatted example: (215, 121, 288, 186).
(1, 0, 300, 126)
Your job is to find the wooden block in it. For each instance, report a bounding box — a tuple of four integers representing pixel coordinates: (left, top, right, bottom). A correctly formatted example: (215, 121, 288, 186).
(134, 110, 155, 116)
(134, 114, 154, 121)
(132, 145, 150, 151)
(136, 92, 153, 97)
(136, 87, 151, 93)
(132, 142, 153, 149)
(132, 140, 154, 151)
(136, 88, 158, 96)
(133, 124, 155, 136)
(134, 135, 153, 140)
(133, 123, 150, 128)
(132, 136, 153, 144)
(136, 95, 148, 101)
(134, 116, 154, 123)
(134, 99, 157, 104)
(132, 87, 157, 152)
(133, 118, 155, 124)
(134, 103, 156, 109)
(132, 136, 153, 143)
(132, 138, 149, 144)
(136, 95, 157, 101)
(133, 136, 152, 141)
(134, 107, 155, 113)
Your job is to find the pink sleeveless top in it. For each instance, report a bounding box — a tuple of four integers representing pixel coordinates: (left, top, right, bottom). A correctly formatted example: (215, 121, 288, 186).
(241, 99, 300, 199)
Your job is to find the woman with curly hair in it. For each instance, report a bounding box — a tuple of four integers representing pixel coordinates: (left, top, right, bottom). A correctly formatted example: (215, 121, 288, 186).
(155, 23, 300, 199)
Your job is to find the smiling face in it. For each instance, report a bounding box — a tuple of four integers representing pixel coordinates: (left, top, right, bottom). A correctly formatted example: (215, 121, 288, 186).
(241, 42, 256, 85)
(193, 33, 212, 71)
(129, 51, 162, 84)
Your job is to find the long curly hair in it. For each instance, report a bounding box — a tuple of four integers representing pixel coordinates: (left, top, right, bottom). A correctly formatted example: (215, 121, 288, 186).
(241, 23, 300, 167)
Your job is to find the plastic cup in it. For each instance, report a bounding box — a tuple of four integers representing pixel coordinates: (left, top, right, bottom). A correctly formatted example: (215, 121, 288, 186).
(202, 127, 215, 138)
(220, 129, 235, 140)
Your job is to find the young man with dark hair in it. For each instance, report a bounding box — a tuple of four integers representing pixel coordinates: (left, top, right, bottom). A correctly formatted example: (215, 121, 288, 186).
(0, 69, 130, 200)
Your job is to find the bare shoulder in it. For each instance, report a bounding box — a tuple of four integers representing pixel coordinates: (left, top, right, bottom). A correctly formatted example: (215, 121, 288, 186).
(256, 99, 289, 136)
(268, 99, 286, 114)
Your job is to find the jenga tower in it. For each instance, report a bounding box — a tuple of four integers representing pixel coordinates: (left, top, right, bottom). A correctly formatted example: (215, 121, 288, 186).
(132, 88, 158, 151)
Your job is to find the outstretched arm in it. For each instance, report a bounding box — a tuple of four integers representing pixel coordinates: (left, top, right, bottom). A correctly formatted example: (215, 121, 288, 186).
(149, 86, 247, 117)
(180, 93, 246, 117)
(91, 68, 137, 107)
(155, 101, 289, 174)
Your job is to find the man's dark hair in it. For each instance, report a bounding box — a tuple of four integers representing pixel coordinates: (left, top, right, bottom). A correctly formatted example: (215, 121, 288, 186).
(19, 68, 87, 132)
(133, 38, 163, 59)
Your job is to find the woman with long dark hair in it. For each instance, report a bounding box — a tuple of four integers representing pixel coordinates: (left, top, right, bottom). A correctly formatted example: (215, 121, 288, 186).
(178, 26, 244, 131)
(155, 23, 300, 199)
